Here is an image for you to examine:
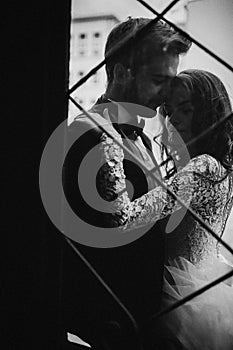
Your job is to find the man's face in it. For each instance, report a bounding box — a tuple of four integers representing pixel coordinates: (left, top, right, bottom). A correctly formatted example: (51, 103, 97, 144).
(125, 53, 179, 117)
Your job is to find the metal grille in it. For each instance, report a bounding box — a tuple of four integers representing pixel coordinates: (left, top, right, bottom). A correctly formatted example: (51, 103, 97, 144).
(66, 0, 233, 344)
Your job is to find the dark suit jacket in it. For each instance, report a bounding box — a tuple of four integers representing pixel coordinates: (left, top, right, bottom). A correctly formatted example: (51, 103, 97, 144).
(61, 102, 165, 348)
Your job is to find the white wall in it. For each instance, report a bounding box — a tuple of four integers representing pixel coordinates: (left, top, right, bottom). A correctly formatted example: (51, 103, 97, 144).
(180, 0, 233, 103)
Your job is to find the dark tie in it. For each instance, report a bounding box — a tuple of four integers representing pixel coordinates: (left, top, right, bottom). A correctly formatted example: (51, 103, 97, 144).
(93, 95, 151, 151)
(116, 119, 145, 140)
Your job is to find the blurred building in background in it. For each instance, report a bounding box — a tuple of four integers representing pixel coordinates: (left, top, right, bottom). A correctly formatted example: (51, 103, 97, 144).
(68, 14, 119, 121)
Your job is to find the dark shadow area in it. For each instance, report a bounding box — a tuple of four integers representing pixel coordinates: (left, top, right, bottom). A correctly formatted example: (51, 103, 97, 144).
(1, 2, 165, 349)
(2, 1, 71, 348)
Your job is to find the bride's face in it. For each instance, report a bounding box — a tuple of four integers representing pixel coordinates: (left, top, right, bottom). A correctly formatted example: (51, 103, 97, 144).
(164, 82, 194, 149)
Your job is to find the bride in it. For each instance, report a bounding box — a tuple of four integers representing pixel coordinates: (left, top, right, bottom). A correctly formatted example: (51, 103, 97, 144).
(98, 69, 233, 349)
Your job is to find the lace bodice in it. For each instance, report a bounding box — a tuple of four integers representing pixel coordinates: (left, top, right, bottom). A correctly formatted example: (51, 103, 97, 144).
(98, 132, 233, 266)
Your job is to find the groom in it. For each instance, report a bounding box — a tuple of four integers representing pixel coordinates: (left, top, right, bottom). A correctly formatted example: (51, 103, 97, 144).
(63, 17, 191, 349)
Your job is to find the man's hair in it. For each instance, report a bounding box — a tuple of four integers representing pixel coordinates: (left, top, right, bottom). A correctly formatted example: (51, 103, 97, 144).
(105, 17, 192, 83)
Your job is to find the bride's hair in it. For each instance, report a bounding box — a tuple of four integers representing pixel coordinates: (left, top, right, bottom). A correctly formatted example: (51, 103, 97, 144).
(179, 69, 233, 171)
(162, 69, 233, 173)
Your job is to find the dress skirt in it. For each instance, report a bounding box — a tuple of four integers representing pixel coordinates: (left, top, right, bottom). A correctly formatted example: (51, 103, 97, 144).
(160, 256, 233, 349)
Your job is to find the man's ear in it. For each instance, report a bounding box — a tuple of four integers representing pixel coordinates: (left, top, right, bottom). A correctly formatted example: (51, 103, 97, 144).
(113, 63, 130, 84)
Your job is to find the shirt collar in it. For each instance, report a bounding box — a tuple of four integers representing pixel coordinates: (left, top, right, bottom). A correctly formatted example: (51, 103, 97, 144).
(94, 94, 145, 140)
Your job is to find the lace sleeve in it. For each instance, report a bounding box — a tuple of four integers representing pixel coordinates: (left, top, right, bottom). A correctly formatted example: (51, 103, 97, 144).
(97, 132, 219, 231)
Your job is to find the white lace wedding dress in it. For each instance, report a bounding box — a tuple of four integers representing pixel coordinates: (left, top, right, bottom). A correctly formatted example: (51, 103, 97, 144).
(98, 131, 233, 349)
